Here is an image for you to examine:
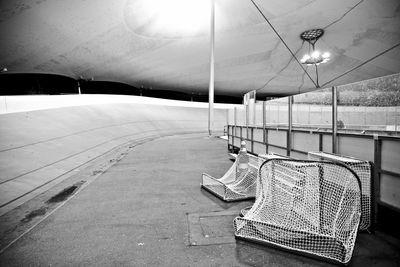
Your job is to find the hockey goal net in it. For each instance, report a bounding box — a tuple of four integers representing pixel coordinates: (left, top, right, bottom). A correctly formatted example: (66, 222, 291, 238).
(201, 153, 263, 201)
(234, 159, 362, 265)
(308, 151, 373, 232)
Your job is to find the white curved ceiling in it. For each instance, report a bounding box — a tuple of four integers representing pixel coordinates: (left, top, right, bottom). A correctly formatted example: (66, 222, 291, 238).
(0, 0, 399, 97)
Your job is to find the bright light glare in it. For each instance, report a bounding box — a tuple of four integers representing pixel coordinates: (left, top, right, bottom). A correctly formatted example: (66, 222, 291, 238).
(301, 50, 331, 65)
(301, 54, 310, 63)
(311, 50, 320, 59)
(126, 0, 211, 37)
(322, 52, 330, 58)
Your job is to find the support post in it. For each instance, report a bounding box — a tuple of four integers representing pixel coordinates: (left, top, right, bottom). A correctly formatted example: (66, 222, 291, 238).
(226, 109, 228, 126)
(373, 134, 381, 232)
(208, 0, 215, 136)
(225, 109, 229, 136)
(253, 98, 256, 126)
(332, 86, 338, 153)
(233, 107, 237, 149)
(287, 96, 293, 156)
(234, 107, 237, 126)
(319, 133, 323, 152)
(251, 127, 254, 153)
(395, 107, 398, 135)
(263, 101, 268, 153)
(245, 95, 249, 140)
(4, 96, 7, 113)
(77, 81, 81, 95)
(263, 100, 266, 142)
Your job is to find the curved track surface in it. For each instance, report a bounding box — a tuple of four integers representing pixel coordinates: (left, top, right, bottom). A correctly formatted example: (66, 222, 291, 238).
(0, 101, 227, 214)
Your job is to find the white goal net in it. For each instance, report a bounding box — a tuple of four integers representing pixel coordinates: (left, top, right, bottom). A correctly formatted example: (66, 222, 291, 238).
(201, 153, 263, 201)
(308, 151, 373, 232)
(234, 159, 362, 265)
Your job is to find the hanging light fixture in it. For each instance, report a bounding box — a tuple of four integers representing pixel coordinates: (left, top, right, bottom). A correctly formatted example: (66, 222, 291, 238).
(300, 29, 330, 65)
(301, 51, 331, 65)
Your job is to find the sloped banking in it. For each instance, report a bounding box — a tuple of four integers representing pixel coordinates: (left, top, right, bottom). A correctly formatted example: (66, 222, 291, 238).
(0, 95, 228, 215)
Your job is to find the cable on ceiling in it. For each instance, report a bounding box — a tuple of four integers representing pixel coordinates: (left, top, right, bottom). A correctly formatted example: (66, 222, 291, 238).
(323, 0, 364, 30)
(321, 42, 400, 88)
(249, 0, 318, 88)
(255, 42, 304, 92)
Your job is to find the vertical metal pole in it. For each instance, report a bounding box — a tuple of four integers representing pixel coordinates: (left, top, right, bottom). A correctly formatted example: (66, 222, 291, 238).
(234, 107, 237, 126)
(243, 96, 249, 138)
(373, 134, 381, 230)
(77, 81, 81, 95)
(208, 0, 215, 136)
(226, 108, 229, 127)
(225, 109, 229, 136)
(287, 96, 293, 156)
(263, 101, 267, 153)
(319, 133, 323, 152)
(262, 101, 266, 142)
(233, 107, 237, 149)
(332, 86, 338, 153)
(396, 107, 399, 135)
(4, 96, 7, 113)
(251, 128, 254, 153)
(245, 95, 249, 139)
(253, 97, 256, 126)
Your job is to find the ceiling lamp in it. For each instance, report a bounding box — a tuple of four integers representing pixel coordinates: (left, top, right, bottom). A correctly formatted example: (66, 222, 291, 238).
(300, 29, 330, 65)
(301, 51, 330, 65)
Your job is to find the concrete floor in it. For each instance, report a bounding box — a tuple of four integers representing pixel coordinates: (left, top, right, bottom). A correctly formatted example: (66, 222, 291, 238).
(0, 133, 399, 266)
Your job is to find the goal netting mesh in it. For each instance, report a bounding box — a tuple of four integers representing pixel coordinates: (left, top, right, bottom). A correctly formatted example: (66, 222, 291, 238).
(308, 151, 373, 232)
(240, 153, 288, 217)
(201, 153, 263, 201)
(234, 159, 362, 265)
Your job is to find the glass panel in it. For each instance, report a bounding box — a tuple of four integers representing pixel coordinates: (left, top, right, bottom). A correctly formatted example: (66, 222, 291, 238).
(255, 101, 264, 127)
(265, 97, 289, 127)
(292, 87, 332, 129)
(337, 73, 400, 135)
(228, 108, 235, 125)
(236, 106, 246, 126)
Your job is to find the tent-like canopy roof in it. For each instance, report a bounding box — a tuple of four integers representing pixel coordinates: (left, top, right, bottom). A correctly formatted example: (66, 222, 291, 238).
(1, 0, 399, 97)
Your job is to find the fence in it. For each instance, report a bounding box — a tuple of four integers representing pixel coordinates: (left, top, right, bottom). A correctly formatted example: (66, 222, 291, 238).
(226, 73, 400, 232)
(227, 125, 400, 228)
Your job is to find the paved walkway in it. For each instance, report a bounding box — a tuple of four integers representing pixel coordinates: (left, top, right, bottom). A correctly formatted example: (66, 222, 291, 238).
(0, 133, 399, 266)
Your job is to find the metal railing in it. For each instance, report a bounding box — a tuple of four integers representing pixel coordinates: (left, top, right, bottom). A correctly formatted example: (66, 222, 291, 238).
(227, 124, 400, 223)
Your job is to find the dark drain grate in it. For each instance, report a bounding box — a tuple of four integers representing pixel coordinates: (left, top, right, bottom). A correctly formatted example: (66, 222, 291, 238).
(187, 210, 239, 246)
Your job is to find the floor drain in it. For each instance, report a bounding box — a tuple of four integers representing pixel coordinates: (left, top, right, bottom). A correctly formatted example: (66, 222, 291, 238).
(187, 210, 239, 246)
